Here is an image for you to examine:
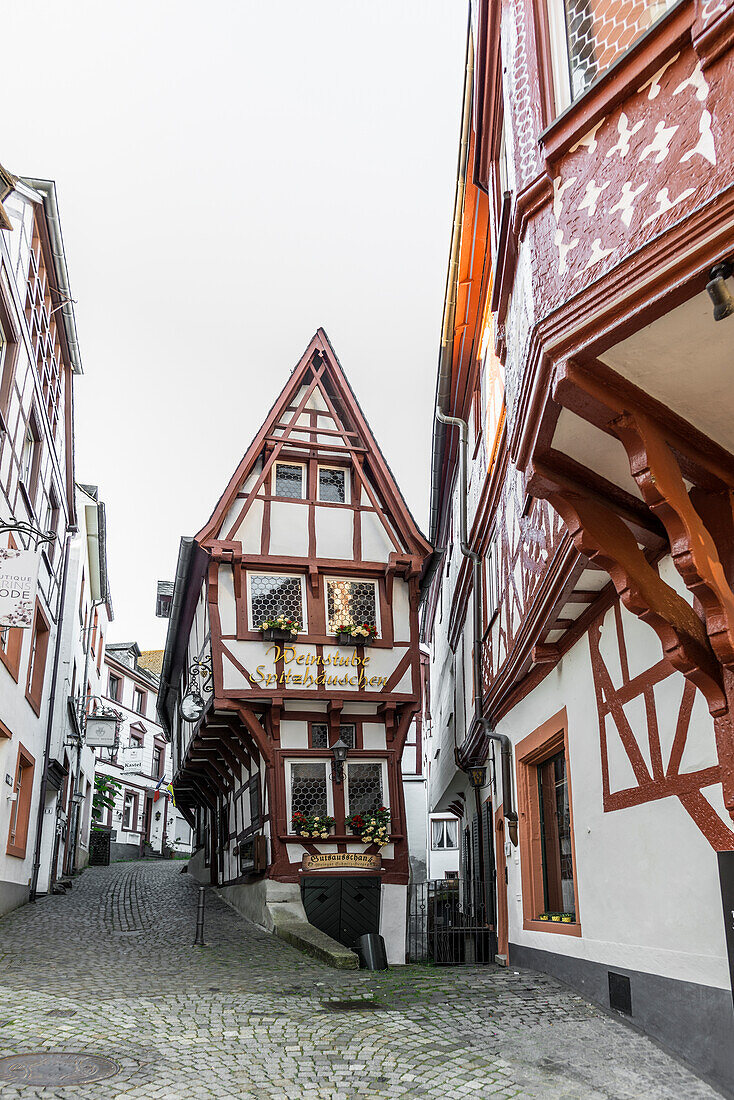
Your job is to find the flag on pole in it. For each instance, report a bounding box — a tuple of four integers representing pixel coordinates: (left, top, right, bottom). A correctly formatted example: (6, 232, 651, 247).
(166, 782, 176, 808)
(153, 775, 166, 803)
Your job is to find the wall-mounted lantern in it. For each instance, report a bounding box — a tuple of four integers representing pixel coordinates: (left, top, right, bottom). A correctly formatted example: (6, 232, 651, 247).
(180, 655, 213, 724)
(706, 261, 734, 321)
(331, 737, 350, 785)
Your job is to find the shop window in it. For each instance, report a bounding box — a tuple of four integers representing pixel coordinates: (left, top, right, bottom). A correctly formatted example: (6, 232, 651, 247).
(318, 467, 346, 503)
(345, 761, 384, 817)
(517, 709, 580, 933)
(311, 722, 355, 749)
(25, 602, 50, 715)
(326, 579, 377, 634)
(288, 761, 330, 818)
(431, 818, 459, 850)
(273, 462, 304, 499)
(249, 572, 305, 631)
(122, 791, 136, 831)
(6, 743, 35, 858)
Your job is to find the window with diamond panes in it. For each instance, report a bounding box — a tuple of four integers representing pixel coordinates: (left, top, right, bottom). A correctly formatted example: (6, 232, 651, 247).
(346, 762, 384, 816)
(290, 762, 329, 817)
(318, 467, 346, 503)
(561, 0, 675, 101)
(311, 723, 355, 749)
(249, 574, 304, 630)
(326, 580, 377, 634)
(274, 462, 304, 499)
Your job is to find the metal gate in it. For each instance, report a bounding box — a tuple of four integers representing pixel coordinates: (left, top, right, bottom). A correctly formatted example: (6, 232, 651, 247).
(407, 877, 496, 964)
(302, 876, 381, 948)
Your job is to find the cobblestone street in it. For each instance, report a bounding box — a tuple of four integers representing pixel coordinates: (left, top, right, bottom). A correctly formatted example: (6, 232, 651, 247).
(0, 862, 722, 1099)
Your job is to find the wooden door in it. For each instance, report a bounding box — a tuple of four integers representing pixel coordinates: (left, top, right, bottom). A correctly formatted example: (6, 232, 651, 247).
(302, 876, 381, 947)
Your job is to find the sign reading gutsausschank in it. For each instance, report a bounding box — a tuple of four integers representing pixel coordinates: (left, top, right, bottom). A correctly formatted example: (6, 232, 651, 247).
(0, 548, 40, 629)
(302, 853, 381, 871)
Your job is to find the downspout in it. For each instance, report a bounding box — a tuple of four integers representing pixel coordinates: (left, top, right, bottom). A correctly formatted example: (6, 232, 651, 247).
(29, 525, 77, 901)
(435, 408, 517, 833)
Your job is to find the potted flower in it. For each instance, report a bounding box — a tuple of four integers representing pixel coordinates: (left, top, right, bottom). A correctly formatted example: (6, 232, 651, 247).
(346, 806, 390, 847)
(291, 811, 335, 839)
(334, 621, 378, 646)
(259, 615, 300, 641)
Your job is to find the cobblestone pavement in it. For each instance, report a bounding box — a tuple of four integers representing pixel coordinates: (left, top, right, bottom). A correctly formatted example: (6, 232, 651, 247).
(0, 861, 722, 1099)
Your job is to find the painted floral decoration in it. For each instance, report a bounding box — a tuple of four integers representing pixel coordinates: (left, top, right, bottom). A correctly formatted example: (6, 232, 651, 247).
(346, 806, 390, 847)
(260, 615, 300, 636)
(291, 811, 335, 839)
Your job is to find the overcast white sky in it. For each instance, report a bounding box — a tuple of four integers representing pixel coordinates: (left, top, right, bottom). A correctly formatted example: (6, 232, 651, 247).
(3, 1, 467, 648)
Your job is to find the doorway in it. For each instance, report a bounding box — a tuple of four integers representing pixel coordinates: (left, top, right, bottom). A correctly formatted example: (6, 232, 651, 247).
(301, 876, 380, 948)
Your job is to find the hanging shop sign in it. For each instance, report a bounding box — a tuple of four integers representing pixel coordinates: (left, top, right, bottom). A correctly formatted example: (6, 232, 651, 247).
(302, 852, 381, 871)
(120, 747, 143, 774)
(84, 716, 118, 749)
(0, 547, 40, 628)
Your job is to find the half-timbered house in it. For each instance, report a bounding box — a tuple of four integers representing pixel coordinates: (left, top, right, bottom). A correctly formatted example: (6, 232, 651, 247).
(159, 331, 431, 962)
(426, 0, 734, 1090)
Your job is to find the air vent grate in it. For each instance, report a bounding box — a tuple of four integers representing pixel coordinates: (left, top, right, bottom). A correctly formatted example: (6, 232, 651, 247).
(608, 971, 632, 1015)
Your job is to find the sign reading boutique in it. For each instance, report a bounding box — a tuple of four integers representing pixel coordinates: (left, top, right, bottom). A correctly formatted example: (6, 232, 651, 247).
(249, 644, 388, 689)
(0, 547, 40, 628)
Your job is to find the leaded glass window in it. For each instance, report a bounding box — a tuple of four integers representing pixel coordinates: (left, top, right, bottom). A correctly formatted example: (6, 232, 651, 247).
(274, 462, 304, 499)
(290, 762, 328, 816)
(326, 579, 377, 633)
(249, 574, 304, 630)
(311, 722, 355, 749)
(346, 762, 383, 817)
(319, 467, 346, 503)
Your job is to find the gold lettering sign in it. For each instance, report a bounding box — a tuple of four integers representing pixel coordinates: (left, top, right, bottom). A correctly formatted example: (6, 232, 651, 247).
(301, 853, 381, 871)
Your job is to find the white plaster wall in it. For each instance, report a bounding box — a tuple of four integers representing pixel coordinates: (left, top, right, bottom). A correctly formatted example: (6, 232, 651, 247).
(499, 604, 731, 990)
(270, 502, 309, 557)
(392, 579, 411, 644)
(232, 497, 263, 551)
(380, 883, 407, 964)
(362, 724, 387, 750)
(280, 721, 308, 749)
(218, 566, 237, 635)
(403, 779, 428, 882)
(315, 507, 353, 560)
(361, 511, 394, 562)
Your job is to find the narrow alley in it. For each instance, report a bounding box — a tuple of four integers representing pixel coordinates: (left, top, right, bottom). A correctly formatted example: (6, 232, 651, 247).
(0, 862, 721, 1099)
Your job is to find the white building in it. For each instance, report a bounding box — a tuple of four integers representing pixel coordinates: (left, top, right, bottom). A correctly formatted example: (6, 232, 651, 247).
(96, 642, 192, 860)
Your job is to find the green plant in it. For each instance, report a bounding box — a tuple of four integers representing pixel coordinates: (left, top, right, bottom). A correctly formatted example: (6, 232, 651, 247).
(259, 615, 300, 636)
(91, 774, 122, 829)
(291, 811, 335, 838)
(334, 621, 377, 640)
(346, 806, 390, 846)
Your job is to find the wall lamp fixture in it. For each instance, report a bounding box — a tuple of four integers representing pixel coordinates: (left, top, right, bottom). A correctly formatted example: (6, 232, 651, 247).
(331, 737, 350, 785)
(706, 261, 734, 321)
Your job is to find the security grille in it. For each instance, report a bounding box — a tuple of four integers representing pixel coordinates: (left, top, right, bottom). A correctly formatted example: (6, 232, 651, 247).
(326, 580, 377, 633)
(563, 0, 673, 100)
(319, 468, 346, 503)
(250, 574, 303, 629)
(346, 762, 383, 816)
(274, 463, 304, 499)
(311, 723, 355, 749)
(290, 762, 328, 816)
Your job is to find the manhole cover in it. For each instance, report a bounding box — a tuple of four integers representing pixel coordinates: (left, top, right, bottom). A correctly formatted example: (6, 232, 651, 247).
(323, 998, 383, 1011)
(45, 1009, 77, 1018)
(0, 1053, 120, 1085)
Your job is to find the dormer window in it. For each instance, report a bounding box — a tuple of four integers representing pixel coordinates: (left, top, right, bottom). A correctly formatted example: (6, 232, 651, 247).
(318, 466, 346, 504)
(274, 462, 304, 499)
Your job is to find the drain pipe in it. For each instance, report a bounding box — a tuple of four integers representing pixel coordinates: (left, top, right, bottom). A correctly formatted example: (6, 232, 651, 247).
(435, 407, 517, 836)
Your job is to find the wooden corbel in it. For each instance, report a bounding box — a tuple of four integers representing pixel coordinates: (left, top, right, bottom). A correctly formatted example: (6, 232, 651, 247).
(308, 564, 319, 594)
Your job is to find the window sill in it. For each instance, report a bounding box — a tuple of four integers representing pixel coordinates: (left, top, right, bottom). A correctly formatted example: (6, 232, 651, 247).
(280, 833, 402, 843)
(6, 842, 28, 859)
(523, 917, 582, 937)
(25, 690, 42, 717)
(0, 645, 20, 684)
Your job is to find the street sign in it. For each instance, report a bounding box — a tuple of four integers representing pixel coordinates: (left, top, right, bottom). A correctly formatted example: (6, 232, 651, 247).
(0, 547, 40, 628)
(84, 716, 118, 748)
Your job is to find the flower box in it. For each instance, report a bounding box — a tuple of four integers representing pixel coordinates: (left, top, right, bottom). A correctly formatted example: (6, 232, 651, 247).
(261, 628, 295, 642)
(291, 811, 335, 839)
(335, 631, 374, 646)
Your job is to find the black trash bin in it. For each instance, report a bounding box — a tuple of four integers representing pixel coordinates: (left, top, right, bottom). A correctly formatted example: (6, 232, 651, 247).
(355, 933, 389, 970)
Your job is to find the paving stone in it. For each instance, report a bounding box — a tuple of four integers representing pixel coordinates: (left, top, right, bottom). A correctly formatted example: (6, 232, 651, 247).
(0, 861, 723, 1098)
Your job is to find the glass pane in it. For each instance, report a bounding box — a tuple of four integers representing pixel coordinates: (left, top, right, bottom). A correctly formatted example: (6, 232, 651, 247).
(326, 580, 377, 633)
(250, 574, 303, 628)
(347, 763, 383, 817)
(319, 468, 345, 503)
(446, 819, 459, 848)
(290, 762, 328, 816)
(311, 722, 354, 749)
(538, 750, 575, 917)
(431, 820, 444, 848)
(275, 463, 303, 499)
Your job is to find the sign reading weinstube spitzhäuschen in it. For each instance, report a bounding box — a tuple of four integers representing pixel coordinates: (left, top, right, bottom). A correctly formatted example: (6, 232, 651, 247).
(0, 547, 40, 628)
